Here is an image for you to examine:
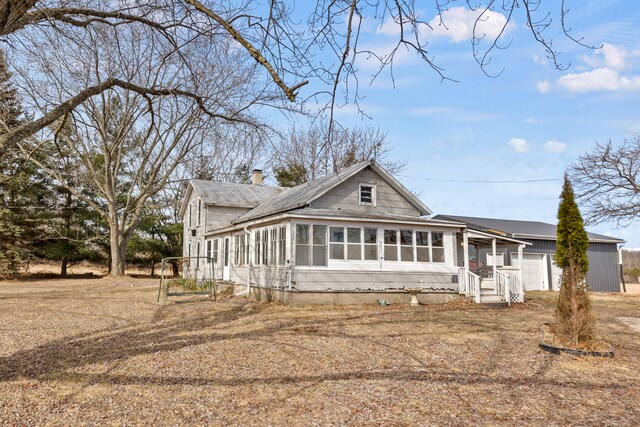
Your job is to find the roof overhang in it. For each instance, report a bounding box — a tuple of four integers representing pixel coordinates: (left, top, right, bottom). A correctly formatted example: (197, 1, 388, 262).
(513, 233, 625, 244)
(467, 229, 532, 247)
(207, 210, 464, 237)
(178, 182, 194, 218)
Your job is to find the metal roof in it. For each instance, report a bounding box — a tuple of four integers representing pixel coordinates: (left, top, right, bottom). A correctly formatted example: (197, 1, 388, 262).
(434, 214, 624, 244)
(232, 160, 431, 225)
(179, 180, 286, 216)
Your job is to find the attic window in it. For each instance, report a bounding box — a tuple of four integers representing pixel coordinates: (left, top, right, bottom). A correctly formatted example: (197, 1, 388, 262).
(359, 184, 375, 205)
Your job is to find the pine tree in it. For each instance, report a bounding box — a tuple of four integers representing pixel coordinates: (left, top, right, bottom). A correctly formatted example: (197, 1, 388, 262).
(553, 175, 596, 347)
(0, 48, 28, 275)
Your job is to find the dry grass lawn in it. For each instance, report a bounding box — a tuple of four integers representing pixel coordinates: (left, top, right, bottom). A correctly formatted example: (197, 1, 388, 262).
(1, 277, 639, 426)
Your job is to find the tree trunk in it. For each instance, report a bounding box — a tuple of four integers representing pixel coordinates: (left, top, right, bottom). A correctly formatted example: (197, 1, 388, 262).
(172, 262, 179, 277)
(60, 256, 68, 276)
(108, 226, 129, 277)
(151, 261, 155, 277)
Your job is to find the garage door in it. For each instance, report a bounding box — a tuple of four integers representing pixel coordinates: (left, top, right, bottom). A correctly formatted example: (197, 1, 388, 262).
(550, 261, 562, 291)
(511, 253, 546, 291)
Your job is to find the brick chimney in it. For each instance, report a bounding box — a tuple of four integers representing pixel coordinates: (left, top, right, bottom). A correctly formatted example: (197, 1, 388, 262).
(251, 169, 263, 185)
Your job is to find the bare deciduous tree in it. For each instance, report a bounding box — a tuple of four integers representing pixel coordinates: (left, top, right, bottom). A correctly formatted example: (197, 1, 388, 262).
(271, 125, 405, 186)
(570, 137, 640, 227)
(16, 19, 273, 276)
(0, 0, 593, 154)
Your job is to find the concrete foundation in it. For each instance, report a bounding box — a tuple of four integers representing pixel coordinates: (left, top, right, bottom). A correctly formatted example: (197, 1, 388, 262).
(248, 286, 463, 305)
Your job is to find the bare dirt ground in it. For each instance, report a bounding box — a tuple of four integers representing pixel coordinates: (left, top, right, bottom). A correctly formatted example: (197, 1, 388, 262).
(1, 278, 639, 426)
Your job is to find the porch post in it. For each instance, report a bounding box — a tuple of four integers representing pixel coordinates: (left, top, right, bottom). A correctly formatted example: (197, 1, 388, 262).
(517, 244, 524, 298)
(463, 231, 469, 269)
(492, 238, 497, 294)
(462, 231, 469, 295)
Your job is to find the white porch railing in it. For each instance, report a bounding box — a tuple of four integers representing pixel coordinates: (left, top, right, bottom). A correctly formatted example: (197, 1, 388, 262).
(497, 267, 524, 304)
(458, 267, 481, 303)
(495, 270, 510, 305)
(460, 267, 524, 304)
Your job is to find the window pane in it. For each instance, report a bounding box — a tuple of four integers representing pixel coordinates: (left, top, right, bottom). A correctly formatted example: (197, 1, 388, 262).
(384, 229, 397, 244)
(432, 232, 444, 247)
(364, 228, 377, 244)
(295, 245, 310, 266)
(432, 247, 445, 263)
(330, 243, 344, 260)
(278, 227, 286, 265)
(330, 227, 344, 243)
(347, 227, 361, 243)
(417, 247, 430, 262)
(347, 244, 361, 260)
(416, 231, 429, 246)
(400, 230, 413, 245)
(384, 245, 398, 261)
(401, 246, 414, 262)
(313, 225, 327, 245)
(364, 244, 378, 260)
(312, 246, 327, 266)
(296, 224, 309, 244)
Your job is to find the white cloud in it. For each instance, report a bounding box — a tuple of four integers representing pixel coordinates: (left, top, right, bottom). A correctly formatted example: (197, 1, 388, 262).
(424, 7, 511, 43)
(557, 68, 640, 93)
(536, 80, 550, 94)
(557, 43, 640, 93)
(532, 54, 548, 66)
(508, 137, 530, 153)
(544, 140, 567, 153)
(376, 16, 402, 36)
(602, 43, 627, 70)
(524, 117, 538, 124)
(583, 43, 628, 70)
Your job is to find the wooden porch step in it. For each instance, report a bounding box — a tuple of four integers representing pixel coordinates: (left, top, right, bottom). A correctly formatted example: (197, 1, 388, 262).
(478, 293, 504, 304)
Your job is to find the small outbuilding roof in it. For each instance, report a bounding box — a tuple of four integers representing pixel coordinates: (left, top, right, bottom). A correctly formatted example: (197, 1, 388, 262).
(434, 214, 624, 244)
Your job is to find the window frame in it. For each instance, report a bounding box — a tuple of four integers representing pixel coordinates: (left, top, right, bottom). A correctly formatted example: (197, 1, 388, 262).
(359, 183, 376, 206)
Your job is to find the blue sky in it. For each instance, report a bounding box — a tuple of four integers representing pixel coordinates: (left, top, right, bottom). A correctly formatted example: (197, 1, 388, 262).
(314, 1, 640, 247)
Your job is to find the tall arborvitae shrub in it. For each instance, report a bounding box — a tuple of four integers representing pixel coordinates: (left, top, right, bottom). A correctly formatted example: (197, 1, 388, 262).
(554, 175, 596, 346)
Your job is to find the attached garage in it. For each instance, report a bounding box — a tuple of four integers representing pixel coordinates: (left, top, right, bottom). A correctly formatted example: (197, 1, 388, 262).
(511, 253, 546, 291)
(435, 214, 624, 293)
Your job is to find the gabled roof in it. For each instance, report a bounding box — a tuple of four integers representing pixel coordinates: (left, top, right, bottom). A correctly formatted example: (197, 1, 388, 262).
(232, 160, 431, 225)
(178, 179, 286, 217)
(434, 214, 624, 244)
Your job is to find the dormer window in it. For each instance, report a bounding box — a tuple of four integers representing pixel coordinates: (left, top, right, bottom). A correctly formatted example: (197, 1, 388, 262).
(359, 184, 375, 206)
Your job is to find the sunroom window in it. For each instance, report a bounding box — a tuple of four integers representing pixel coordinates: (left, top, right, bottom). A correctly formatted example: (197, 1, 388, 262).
(347, 227, 362, 260)
(312, 225, 327, 265)
(278, 227, 286, 265)
(384, 229, 398, 261)
(432, 232, 445, 263)
(400, 229, 414, 262)
(363, 228, 378, 260)
(296, 224, 327, 266)
(330, 227, 345, 260)
(416, 231, 430, 262)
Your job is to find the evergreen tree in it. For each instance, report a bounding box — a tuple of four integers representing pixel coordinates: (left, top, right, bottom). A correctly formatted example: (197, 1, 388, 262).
(553, 175, 596, 346)
(0, 48, 30, 275)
